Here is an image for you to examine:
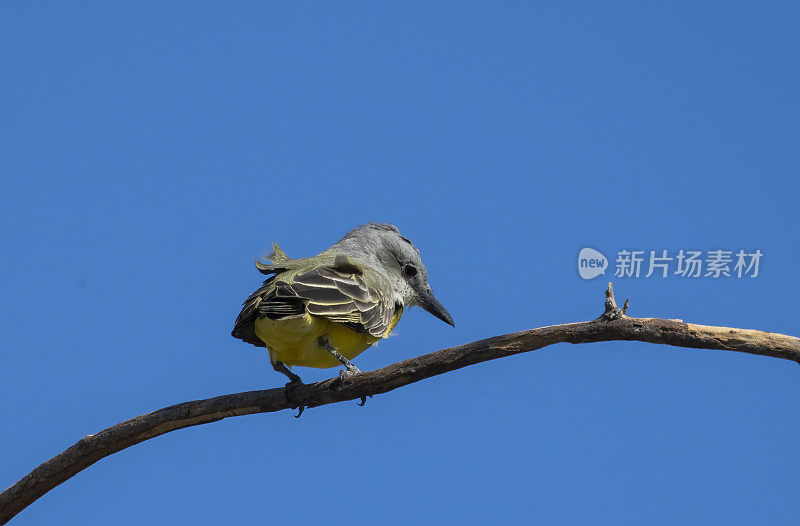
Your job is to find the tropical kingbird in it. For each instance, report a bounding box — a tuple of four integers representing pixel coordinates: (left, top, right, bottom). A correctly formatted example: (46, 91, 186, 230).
(231, 223, 454, 384)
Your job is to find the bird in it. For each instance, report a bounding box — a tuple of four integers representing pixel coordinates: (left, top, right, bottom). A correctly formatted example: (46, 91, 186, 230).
(231, 223, 455, 387)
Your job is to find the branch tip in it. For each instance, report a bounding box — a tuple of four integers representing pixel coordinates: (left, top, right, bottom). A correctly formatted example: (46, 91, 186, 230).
(601, 282, 626, 321)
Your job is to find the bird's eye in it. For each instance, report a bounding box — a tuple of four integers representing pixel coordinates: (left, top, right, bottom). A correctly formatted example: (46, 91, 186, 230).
(402, 263, 418, 277)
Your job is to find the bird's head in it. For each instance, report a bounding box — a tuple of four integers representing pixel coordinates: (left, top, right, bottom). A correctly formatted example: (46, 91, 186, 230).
(329, 223, 455, 327)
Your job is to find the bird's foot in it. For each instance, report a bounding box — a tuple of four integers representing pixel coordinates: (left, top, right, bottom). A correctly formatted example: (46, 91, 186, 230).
(339, 364, 361, 380)
(285, 374, 303, 386)
(336, 365, 371, 406)
(318, 339, 366, 406)
(271, 360, 306, 416)
(283, 377, 305, 418)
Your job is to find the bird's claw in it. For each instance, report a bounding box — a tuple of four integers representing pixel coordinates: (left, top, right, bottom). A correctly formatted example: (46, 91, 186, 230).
(357, 395, 373, 406)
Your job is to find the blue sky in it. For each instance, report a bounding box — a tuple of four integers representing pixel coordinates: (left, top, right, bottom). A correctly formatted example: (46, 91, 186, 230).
(1, 2, 798, 524)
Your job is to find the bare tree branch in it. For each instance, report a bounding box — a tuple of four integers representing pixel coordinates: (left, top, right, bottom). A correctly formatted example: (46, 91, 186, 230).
(2, 283, 799, 524)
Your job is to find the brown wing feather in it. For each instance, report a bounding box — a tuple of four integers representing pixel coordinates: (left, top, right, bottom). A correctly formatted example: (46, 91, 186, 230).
(232, 259, 396, 346)
(288, 262, 395, 337)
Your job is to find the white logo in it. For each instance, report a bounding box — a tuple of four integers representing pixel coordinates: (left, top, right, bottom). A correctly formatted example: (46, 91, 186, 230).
(578, 248, 608, 280)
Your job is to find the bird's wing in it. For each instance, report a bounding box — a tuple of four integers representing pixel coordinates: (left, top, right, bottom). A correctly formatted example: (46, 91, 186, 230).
(231, 257, 397, 343)
(283, 257, 396, 338)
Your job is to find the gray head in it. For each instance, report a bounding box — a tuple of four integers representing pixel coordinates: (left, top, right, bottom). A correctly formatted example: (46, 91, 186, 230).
(324, 223, 454, 327)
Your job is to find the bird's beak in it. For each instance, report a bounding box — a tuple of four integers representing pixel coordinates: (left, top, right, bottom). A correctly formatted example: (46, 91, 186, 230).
(416, 287, 455, 327)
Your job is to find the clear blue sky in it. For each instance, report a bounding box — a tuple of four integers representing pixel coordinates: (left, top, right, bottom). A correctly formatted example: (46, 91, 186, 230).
(2, 2, 798, 524)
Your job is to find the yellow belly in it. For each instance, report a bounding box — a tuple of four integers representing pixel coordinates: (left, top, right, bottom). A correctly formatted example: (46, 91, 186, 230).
(255, 313, 398, 369)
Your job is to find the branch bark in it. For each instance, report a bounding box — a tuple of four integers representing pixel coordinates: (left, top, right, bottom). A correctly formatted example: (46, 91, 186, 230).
(2, 283, 798, 524)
